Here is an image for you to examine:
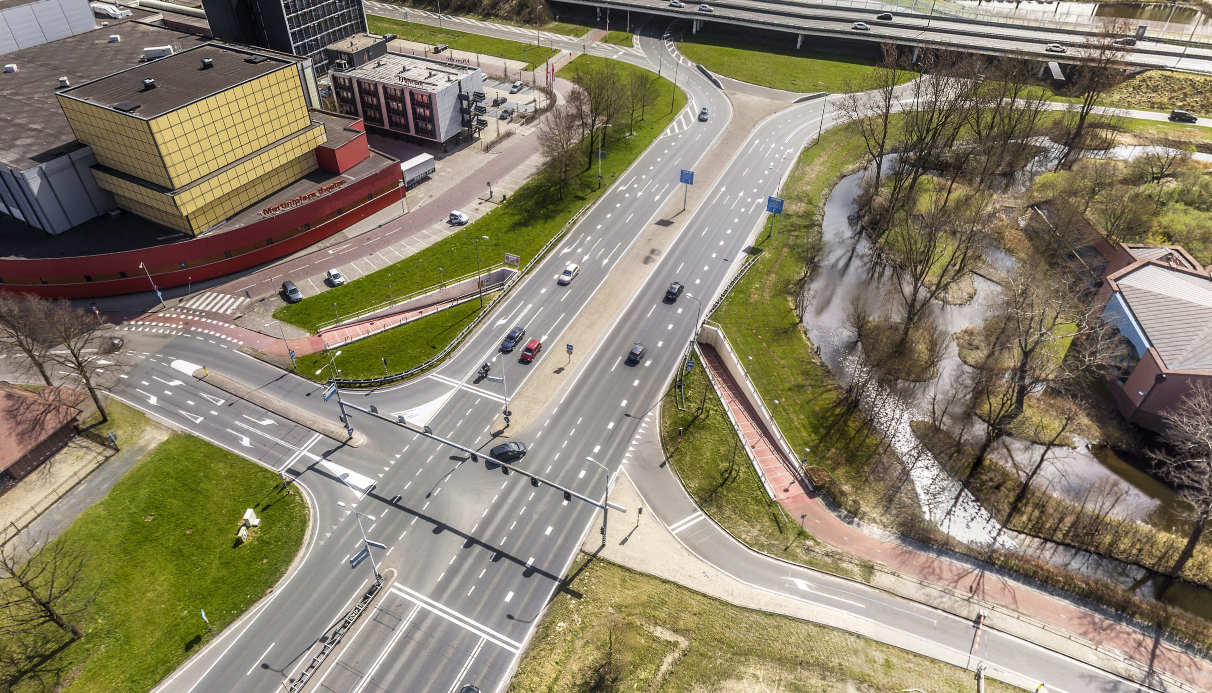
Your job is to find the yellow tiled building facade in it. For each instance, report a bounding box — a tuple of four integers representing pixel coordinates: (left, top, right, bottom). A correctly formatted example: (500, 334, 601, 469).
(57, 45, 327, 235)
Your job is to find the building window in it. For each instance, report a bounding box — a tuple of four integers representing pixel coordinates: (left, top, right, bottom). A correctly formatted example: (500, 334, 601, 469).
(410, 91, 435, 138)
(384, 86, 409, 133)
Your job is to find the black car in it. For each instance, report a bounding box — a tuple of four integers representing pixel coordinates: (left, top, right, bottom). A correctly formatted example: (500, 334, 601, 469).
(876, 11, 892, 20)
(282, 280, 303, 303)
(665, 282, 684, 301)
(490, 441, 527, 462)
(501, 326, 526, 351)
(1170, 109, 1198, 123)
(1112, 37, 1137, 46)
(627, 342, 646, 362)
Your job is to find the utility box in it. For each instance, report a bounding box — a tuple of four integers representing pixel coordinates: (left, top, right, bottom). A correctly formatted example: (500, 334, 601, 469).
(236, 525, 249, 544)
(243, 508, 260, 527)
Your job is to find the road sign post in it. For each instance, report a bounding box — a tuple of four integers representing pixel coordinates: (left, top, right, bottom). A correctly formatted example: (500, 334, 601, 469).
(680, 169, 694, 211)
(766, 196, 784, 240)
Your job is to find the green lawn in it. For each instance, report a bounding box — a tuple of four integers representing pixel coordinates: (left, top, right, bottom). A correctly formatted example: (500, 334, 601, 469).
(2, 434, 308, 693)
(542, 20, 591, 37)
(367, 16, 558, 70)
(296, 294, 491, 381)
(601, 29, 633, 46)
(275, 54, 687, 334)
(677, 34, 914, 93)
(511, 555, 1022, 693)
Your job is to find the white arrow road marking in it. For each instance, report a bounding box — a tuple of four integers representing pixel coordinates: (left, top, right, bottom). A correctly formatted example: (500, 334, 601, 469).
(153, 376, 184, 386)
(226, 430, 253, 447)
(242, 414, 277, 426)
(787, 577, 865, 607)
(135, 389, 158, 405)
(201, 392, 226, 406)
(234, 421, 324, 463)
(178, 410, 204, 424)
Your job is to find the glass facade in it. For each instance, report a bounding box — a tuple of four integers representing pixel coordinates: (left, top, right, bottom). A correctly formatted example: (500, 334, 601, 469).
(283, 0, 367, 74)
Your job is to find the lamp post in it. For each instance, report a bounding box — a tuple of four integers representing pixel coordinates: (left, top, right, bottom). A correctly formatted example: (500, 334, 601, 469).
(439, 267, 445, 288)
(337, 499, 383, 580)
(138, 262, 167, 310)
(472, 235, 489, 308)
(277, 320, 296, 369)
(585, 456, 612, 546)
(595, 123, 612, 189)
(332, 302, 340, 324)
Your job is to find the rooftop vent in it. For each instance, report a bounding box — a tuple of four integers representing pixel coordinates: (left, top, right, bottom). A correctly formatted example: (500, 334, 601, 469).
(58, 76, 70, 87)
(109, 34, 120, 42)
(142, 78, 156, 90)
(3, 64, 15, 73)
(376, 60, 383, 67)
(200, 57, 213, 69)
(113, 100, 140, 112)
(243, 55, 268, 64)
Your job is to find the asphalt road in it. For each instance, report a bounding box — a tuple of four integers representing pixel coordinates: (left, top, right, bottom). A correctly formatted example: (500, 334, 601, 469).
(98, 19, 1181, 693)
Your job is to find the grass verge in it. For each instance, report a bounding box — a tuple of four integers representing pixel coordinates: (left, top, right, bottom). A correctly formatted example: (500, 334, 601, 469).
(367, 16, 558, 70)
(275, 54, 687, 333)
(296, 293, 494, 381)
(600, 29, 633, 46)
(543, 21, 591, 37)
(677, 32, 913, 93)
(509, 554, 1021, 693)
(2, 433, 308, 693)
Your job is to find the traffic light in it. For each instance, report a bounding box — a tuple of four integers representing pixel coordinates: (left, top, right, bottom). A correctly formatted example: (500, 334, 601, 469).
(563, 491, 571, 502)
(530, 477, 539, 488)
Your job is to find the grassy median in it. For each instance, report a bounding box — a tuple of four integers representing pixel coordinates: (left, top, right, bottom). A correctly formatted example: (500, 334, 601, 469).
(510, 554, 1021, 693)
(367, 16, 559, 70)
(275, 54, 687, 336)
(1, 433, 308, 693)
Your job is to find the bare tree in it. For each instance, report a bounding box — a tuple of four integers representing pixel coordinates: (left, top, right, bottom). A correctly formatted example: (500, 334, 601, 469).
(1130, 145, 1193, 184)
(1154, 383, 1212, 595)
(963, 56, 1053, 189)
(1093, 186, 1156, 243)
(41, 299, 112, 423)
(571, 60, 623, 170)
(0, 537, 96, 640)
(624, 70, 659, 135)
(0, 293, 54, 386)
(1054, 20, 1130, 170)
(839, 43, 908, 187)
(538, 103, 584, 199)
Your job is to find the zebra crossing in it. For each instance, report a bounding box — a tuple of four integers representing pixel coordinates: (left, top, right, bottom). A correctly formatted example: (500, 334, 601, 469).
(363, 2, 645, 56)
(181, 291, 250, 315)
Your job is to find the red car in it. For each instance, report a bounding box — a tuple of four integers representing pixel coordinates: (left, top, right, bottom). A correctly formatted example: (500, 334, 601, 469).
(520, 339, 542, 362)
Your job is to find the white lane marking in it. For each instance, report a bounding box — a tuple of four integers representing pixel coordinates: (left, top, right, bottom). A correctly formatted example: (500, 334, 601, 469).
(390, 583, 522, 653)
(178, 410, 204, 424)
(349, 604, 422, 693)
(242, 414, 277, 426)
(787, 578, 866, 608)
(245, 642, 275, 675)
(446, 637, 487, 693)
(668, 511, 705, 534)
(226, 430, 252, 447)
(135, 389, 158, 405)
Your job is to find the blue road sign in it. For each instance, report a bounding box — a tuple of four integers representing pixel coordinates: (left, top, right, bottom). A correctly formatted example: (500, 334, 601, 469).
(323, 384, 337, 402)
(680, 169, 694, 185)
(767, 196, 785, 215)
(289, 350, 296, 358)
(686, 360, 695, 372)
(566, 344, 573, 353)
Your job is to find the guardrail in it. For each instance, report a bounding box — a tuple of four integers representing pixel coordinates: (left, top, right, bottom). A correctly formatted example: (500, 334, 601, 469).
(316, 264, 506, 332)
(329, 202, 593, 388)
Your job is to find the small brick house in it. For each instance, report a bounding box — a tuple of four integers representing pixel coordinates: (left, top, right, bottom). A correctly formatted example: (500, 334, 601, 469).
(0, 382, 86, 482)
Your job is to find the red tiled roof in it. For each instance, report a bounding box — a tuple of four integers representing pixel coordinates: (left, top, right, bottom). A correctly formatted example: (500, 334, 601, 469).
(0, 382, 84, 471)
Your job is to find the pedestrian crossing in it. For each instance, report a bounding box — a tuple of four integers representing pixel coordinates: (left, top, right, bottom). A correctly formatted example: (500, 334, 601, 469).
(181, 291, 249, 315)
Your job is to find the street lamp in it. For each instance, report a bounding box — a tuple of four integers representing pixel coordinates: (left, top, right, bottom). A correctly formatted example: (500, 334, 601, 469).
(595, 123, 612, 189)
(472, 235, 489, 308)
(585, 456, 613, 546)
(138, 262, 167, 310)
(337, 499, 383, 580)
(332, 302, 340, 324)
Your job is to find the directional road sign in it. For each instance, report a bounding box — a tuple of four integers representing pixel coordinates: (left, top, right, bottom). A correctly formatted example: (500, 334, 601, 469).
(767, 196, 785, 215)
(323, 384, 337, 402)
(680, 169, 694, 185)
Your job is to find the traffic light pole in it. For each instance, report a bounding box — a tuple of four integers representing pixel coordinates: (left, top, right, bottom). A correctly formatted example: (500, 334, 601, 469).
(339, 401, 626, 513)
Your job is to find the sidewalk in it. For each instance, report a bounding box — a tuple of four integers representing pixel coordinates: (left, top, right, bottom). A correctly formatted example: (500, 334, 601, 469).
(698, 334, 1212, 691)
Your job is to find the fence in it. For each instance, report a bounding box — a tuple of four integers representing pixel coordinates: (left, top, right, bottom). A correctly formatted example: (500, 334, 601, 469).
(0, 444, 111, 546)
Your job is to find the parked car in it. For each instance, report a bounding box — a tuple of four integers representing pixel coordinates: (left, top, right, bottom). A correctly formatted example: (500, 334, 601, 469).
(627, 342, 646, 363)
(698, 107, 709, 121)
(1112, 37, 1137, 46)
(492, 95, 507, 106)
(326, 268, 346, 286)
(460, 687, 481, 693)
(665, 281, 684, 301)
(521, 339, 542, 362)
(1170, 109, 1198, 123)
(1045, 43, 1067, 53)
(876, 11, 893, 20)
(490, 441, 527, 462)
(559, 263, 580, 285)
(698, 3, 713, 11)
(499, 107, 514, 120)
(282, 280, 303, 303)
(449, 210, 469, 225)
(852, 21, 870, 30)
(433, 43, 449, 53)
(669, 0, 684, 6)
(501, 326, 526, 351)
(509, 80, 524, 94)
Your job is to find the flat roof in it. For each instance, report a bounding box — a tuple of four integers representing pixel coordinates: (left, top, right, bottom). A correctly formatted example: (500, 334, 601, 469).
(327, 33, 385, 54)
(311, 109, 363, 148)
(0, 18, 208, 169)
(59, 42, 293, 119)
(338, 51, 478, 92)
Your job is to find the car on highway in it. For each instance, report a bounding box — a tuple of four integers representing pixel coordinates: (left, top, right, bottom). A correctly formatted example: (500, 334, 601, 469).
(698, 107, 709, 121)
(698, 3, 713, 11)
(851, 21, 870, 30)
(509, 80, 524, 94)
(558, 263, 580, 284)
(325, 268, 346, 286)
(1170, 109, 1199, 123)
(501, 325, 526, 351)
(521, 339, 542, 362)
(107, 336, 124, 352)
(627, 342, 646, 363)
(1112, 37, 1137, 46)
(669, 0, 684, 6)
(460, 687, 481, 693)
(490, 441, 527, 462)
(1045, 43, 1066, 53)
(449, 210, 469, 225)
(433, 43, 448, 53)
(876, 12, 892, 20)
(666, 281, 684, 300)
(282, 280, 303, 303)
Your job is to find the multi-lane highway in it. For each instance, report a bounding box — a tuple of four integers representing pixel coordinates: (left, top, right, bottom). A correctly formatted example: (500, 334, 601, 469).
(98, 18, 1202, 693)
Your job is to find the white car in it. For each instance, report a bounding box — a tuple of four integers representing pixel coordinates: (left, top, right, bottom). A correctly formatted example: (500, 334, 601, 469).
(449, 210, 469, 225)
(852, 21, 870, 30)
(1045, 43, 1067, 53)
(669, 0, 684, 7)
(698, 3, 713, 11)
(558, 264, 580, 285)
(326, 268, 346, 286)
